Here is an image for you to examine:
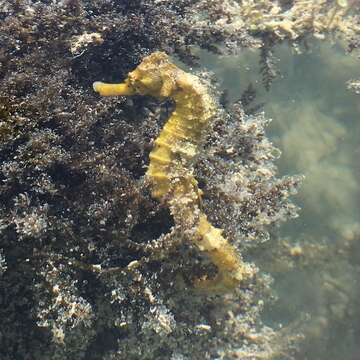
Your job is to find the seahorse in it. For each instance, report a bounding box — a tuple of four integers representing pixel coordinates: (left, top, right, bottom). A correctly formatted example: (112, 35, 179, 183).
(93, 52, 250, 292)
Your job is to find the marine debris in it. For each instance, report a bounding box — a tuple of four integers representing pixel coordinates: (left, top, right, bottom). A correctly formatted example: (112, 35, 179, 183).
(93, 51, 251, 292)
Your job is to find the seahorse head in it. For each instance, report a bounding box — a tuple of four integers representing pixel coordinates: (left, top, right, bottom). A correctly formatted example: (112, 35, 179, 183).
(93, 52, 178, 98)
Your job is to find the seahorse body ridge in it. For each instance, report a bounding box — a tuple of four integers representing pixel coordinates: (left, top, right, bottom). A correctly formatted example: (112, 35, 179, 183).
(93, 52, 251, 292)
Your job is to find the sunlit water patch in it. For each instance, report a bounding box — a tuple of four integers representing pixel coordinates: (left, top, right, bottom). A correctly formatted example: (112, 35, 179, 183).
(199, 40, 360, 360)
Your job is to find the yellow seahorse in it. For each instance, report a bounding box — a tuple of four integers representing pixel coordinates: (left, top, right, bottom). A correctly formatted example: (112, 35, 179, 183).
(93, 52, 250, 292)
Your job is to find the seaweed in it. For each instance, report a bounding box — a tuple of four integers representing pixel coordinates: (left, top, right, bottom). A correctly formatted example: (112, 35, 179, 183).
(0, 1, 307, 359)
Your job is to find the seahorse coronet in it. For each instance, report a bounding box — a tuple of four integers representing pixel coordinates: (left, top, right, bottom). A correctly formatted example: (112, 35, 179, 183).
(93, 51, 251, 292)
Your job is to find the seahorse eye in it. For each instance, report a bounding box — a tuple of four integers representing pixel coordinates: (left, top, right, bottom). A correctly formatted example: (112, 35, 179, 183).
(138, 74, 163, 94)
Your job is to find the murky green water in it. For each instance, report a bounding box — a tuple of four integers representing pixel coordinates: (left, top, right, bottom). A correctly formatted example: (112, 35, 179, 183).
(199, 40, 360, 359)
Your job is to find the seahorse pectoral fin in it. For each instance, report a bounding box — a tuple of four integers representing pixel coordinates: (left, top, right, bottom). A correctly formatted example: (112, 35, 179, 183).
(93, 81, 136, 96)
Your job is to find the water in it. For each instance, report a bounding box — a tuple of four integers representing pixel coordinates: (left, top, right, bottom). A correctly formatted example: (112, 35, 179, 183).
(198, 40, 360, 359)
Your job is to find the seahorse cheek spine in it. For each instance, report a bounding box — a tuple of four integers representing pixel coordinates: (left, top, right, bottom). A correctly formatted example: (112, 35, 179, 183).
(93, 52, 251, 292)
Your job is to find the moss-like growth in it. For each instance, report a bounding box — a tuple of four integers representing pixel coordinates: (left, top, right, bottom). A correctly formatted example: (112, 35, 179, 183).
(0, 1, 305, 359)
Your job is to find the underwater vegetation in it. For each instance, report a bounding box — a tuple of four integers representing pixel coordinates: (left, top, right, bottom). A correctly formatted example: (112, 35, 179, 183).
(0, 1, 359, 359)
